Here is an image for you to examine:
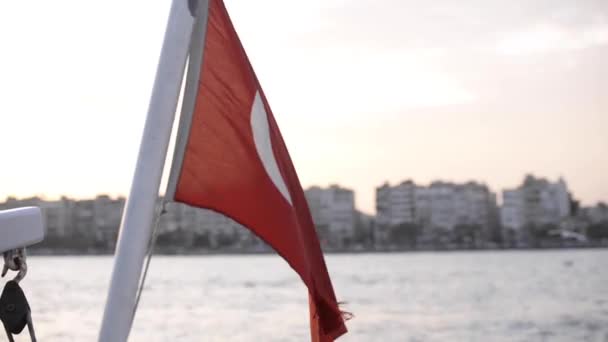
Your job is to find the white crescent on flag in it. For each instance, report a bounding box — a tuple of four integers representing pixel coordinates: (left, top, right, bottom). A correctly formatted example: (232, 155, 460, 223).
(250, 91, 293, 206)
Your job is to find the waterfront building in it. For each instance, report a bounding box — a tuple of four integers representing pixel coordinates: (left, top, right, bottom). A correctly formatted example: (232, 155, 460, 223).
(305, 185, 356, 247)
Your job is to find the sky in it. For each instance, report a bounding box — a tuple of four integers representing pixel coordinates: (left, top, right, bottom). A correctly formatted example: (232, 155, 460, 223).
(0, 0, 606, 214)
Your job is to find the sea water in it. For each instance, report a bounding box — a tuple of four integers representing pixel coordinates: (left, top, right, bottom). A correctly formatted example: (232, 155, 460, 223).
(18, 250, 608, 341)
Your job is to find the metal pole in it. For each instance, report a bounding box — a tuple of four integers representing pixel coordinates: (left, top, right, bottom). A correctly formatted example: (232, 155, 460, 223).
(98, 1, 195, 341)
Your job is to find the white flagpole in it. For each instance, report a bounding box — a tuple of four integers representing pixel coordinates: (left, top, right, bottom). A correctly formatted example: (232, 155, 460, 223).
(98, 1, 195, 341)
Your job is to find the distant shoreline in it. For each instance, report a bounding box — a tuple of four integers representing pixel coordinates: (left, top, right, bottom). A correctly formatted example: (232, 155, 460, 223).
(27, 243, 608, 256)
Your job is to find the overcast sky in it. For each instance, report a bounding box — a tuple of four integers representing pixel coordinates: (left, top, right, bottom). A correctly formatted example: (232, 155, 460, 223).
(0, 0, 606, 213)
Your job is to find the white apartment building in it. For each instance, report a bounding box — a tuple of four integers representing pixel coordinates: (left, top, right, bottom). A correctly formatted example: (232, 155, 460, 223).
(42, 200, 71, 237)
(305, 185, 356, 247)
(428, 181, 497, 231)
(414, 186, 431, 227)
(161, 202, 250, 248)
(428, 182, 455, 230)
(501, 189, 524, 230)
(376, 181, 497, 240)
(376, 181, 416, 227)
(1, 196, 126, 241)
(500, 175, 571, 231)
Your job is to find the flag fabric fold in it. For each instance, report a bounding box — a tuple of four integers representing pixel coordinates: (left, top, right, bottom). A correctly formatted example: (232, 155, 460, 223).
(166, 0, 348, 340)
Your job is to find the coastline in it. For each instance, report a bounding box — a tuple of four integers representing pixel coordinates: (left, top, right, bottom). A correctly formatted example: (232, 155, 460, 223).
(27, 242, 608, 256)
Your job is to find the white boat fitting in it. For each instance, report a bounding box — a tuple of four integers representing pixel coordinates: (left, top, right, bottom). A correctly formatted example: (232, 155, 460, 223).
(0, 207, 45, 254)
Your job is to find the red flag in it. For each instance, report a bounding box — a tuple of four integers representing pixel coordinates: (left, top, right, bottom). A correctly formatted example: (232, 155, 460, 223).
(167, 0, 348, 340)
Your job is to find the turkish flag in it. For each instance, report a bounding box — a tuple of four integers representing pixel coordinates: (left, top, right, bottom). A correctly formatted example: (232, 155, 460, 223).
(167, 0, 348, 340)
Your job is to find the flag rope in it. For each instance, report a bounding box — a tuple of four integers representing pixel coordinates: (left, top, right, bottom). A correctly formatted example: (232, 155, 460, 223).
(130, 200, 168, 326)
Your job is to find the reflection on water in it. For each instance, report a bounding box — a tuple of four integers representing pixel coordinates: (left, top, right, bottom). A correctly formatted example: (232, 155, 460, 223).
(19, 250, 608, 341)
